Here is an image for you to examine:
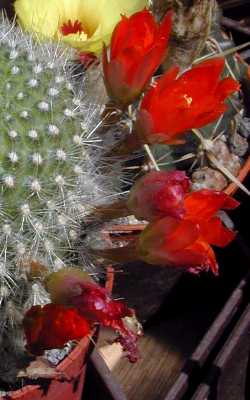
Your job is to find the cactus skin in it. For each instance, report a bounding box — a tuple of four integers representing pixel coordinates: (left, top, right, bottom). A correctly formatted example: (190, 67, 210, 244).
(0, 18, 112, 274)
(0, 17, 122, 382)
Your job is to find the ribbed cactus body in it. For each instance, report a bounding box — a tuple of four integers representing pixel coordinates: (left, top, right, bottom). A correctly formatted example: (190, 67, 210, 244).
(0, 17, 119, 303)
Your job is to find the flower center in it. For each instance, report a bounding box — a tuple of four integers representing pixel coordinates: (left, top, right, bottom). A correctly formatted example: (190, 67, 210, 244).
(60, 19, 88, 36)
(183, 94, 193, 106)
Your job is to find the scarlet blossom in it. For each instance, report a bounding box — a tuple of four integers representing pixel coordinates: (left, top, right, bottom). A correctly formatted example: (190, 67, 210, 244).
(45, 268, 141, 362)
(23, 303, 90, 355)
(136, 58, 240, 144)
(136, 189, 239, 274)
(103, 9, 172, 107)
(127, 170, 190, 221)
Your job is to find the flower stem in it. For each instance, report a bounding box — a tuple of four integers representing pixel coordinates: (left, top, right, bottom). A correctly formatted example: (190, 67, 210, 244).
(92, 199, 130, 221)
(91, 243, 138, 264)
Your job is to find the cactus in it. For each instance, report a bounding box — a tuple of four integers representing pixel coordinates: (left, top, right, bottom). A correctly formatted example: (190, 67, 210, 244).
(0, 16, 123, 382)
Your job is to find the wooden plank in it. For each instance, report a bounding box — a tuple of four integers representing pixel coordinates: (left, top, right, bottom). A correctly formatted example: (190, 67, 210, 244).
(83, 350, 127, 400)
(191, 305, 250, 400)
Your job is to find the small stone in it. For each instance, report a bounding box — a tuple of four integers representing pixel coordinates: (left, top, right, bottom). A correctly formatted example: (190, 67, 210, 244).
(212, 140, 241, 177)
(229, 132, 248, 157)
(238, 117, 250, 138)
(192, 167, 228, 191)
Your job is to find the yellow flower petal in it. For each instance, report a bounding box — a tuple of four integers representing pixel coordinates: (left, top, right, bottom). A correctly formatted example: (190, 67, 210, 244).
(15, 0, 149, 54)
(15, 0, 60, 38)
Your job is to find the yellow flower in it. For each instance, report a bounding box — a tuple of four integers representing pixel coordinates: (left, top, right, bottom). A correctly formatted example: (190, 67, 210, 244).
(14, 0, 149, 54)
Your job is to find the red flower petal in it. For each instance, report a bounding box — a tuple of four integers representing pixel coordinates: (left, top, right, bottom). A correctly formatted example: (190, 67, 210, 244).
(184, 58, 225, 95)
(165, 239, 218, 275)
(199, 217, 237, 248)
(185, 239, 218, 275)
(184, 189, 239, 220)
(137, 58, 239, 143)
(216, 77, 241, 100)
(137, 216, 218, 274)
(110, 15, 130, 59)
(138, 216, 199, 266)
(45, 269, 141, 362)
(23, 304, 90, 355)
(159, 11, 173, 39)
(103, 9, 172, 106)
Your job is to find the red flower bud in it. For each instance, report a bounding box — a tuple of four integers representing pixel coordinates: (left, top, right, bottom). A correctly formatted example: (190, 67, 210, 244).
(136, 58, 240, 144)
(23, 303, 90, 355)
(103, 9, 172, 107)
(127, 170, 190, 221)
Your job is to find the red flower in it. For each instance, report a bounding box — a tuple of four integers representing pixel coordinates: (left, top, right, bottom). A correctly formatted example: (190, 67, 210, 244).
(103, 9, 172, 107)
(127, 170, 190, 221)
(23, 303, 90, 355)
(136, 189, 239, 274)
(136, 58, 240, 144)
(45, 268, 141, 362)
